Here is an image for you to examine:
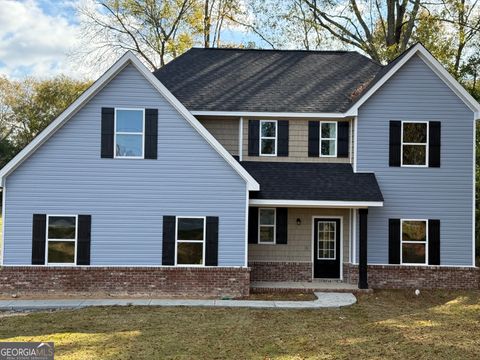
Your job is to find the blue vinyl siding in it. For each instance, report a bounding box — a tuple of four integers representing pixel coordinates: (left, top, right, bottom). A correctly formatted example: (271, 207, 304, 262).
(3, 63, 247, 266)
(356, 55, 474, 266)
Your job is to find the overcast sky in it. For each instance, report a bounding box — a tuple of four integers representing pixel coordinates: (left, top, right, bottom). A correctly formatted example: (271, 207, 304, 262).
(0, 0, 255, 80)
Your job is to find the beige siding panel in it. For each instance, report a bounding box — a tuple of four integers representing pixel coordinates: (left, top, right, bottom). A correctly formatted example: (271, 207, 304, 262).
(249, 208, 350, 262)
(242, 118, 353, 163)
(199, 118, 239, 156)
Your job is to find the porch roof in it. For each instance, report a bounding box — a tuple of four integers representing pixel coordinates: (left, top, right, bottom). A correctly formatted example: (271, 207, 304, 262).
(241, 161, 383, 206)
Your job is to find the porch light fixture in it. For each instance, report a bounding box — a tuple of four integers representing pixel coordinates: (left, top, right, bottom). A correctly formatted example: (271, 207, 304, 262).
(296, 218, 302, 226)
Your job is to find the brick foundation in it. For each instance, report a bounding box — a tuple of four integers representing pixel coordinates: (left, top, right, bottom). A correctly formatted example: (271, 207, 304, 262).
(249, 261, 312, 282)
(344, 263, 480, 289)
(0, 266, 250, 298)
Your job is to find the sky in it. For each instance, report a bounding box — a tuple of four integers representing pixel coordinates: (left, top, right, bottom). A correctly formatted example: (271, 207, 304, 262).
(0, 0, 255, 80)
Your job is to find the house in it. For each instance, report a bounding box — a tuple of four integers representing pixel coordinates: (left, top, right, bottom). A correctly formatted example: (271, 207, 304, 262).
(0, 43, 479, 297)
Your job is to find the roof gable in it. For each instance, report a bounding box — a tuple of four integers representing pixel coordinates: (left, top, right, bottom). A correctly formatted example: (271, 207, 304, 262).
(0, 52, 259, 190)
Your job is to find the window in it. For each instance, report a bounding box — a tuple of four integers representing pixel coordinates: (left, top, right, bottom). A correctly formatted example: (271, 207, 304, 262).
(260, 120, 277, 156)
(115, 108, 145, 158)
(176, 217, 205, 265)
(317, 221, 336, 260)
(258, 208, 276, 244)
(401, 121, 428, 166)
(46, 215, 77, 265)
(401, 219, 428, 264)
(320, 122, 337, 157)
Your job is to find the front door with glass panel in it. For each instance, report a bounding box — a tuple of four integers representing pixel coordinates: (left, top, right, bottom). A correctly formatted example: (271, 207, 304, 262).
(313, 219, 341, 279)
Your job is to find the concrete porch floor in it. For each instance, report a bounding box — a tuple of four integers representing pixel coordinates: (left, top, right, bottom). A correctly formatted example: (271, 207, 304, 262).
(251, 280, 362, 293)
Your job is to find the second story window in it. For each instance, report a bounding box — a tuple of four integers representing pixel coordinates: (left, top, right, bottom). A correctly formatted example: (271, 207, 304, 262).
(115, 109, 145, 158)
(320, 121, 337, 157)
(401, 121, 428, 166)
(260, 120, 277, 156)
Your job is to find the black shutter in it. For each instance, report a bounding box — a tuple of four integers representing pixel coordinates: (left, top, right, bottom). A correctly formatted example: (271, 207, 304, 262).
(308, 121, 320, 157)
(162, 216, 176, 265)
(277, 120, 289, 156)
(248, 120, 260, 156)
(429, 122, 441, 168)
(388, 219, 401, 264)
(389, 121, 401, 167)
(248, 207, 259, 244)
(428, 219, 441, 265)
(31, 214, 46, 265)
(101, 107, 114, 158)
(205, 216, 219, 266)
(276, 208, 288, 244)
(337, 121, 349, 157)
(77, 215, 91, 265)
(145, 109, 158, 159)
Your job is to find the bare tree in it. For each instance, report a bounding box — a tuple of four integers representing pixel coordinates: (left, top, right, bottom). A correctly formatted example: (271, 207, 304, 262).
(302, 0, 422, 63)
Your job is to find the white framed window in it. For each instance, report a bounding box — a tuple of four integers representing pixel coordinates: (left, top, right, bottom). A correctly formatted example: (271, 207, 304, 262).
(401, 121, 428, 167)
(258, 208, 276, 244)
(320, 121, 337, 157)
(401, 219, 428, 265)
(46, 215, 77, 265)
(175, 216, 206, 266)
(317, 221, 336, 260)
(114, 108, 145, 159)
(259, 120, 277, 156)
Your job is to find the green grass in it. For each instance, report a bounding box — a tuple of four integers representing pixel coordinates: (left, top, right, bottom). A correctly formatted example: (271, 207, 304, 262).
(0, 290, 479, 359)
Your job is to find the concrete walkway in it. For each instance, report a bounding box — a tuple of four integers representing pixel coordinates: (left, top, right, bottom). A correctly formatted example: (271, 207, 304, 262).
(0, 292, 356, 311)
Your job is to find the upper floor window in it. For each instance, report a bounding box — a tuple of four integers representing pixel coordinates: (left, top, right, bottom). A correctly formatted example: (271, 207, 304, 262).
(46, 215, 77, 265)
(320, 121, 337, 157)
(401, 219, 427, 265)
(260, 120, 277, 156)
(115, 108, 145, 158)
(401, 121, 428, 166)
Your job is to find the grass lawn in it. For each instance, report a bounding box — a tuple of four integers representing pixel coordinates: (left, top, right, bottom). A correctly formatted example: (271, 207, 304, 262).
(0, 290, 479, 359)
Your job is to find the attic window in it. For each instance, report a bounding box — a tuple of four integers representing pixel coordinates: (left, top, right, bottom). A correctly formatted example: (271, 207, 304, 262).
(115, 109, 145, 158)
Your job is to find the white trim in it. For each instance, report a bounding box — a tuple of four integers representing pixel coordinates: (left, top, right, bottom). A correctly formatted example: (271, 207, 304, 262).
(346, 44, 480, 116)
(400, 219, 428, 265)
(473, 116, 477, 266)
(258, 208, 276, 244)
(191, 110, 348, 118)
(311, 216, 343, 280)
(348, 208, 352, 263)
(1, 182, 5, 266)
(239, 117, 243, 162)
(174, 216, 206, 267)
(353, 116, 358, 172)
(0, 52, 260, 191)
(259, 120, 278, 156)
(113, 108, 145, 159)
(244, 188, 249, 267)
(352, 209, 357, 264)
(319, 121, 337, 157)
(400, 120, 429, 167)
(249, 199, 383, 208)
(45, 214, 78, 266)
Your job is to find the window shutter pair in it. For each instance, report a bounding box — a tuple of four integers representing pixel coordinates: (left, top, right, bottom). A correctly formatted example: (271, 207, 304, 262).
(101, 108, 158, 159)
(31, 214, 91, 265)
(388, 219, 440, 265)
(248, 120, 289, 156)
(308, 121, 349, 157)
(389, 121, 441, 167)
(248, 207, 288, 244)
(162, 216, 219, 266)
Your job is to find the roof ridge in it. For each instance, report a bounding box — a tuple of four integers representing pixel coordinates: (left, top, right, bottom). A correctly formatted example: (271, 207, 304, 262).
(188, 47, 355, 54)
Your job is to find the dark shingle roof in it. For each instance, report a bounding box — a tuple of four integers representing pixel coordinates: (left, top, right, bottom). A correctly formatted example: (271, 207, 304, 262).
(240, 161, 383, 202)
(154, 48, 382, 113)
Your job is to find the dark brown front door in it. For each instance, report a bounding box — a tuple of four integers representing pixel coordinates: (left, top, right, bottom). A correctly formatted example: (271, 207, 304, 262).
(313, 219, 341, 279)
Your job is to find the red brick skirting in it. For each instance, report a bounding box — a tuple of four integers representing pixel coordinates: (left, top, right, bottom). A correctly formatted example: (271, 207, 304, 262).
(344, 263, 480, 289)
(0, 266, 250, 298)
(249, 262, 312, 282)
